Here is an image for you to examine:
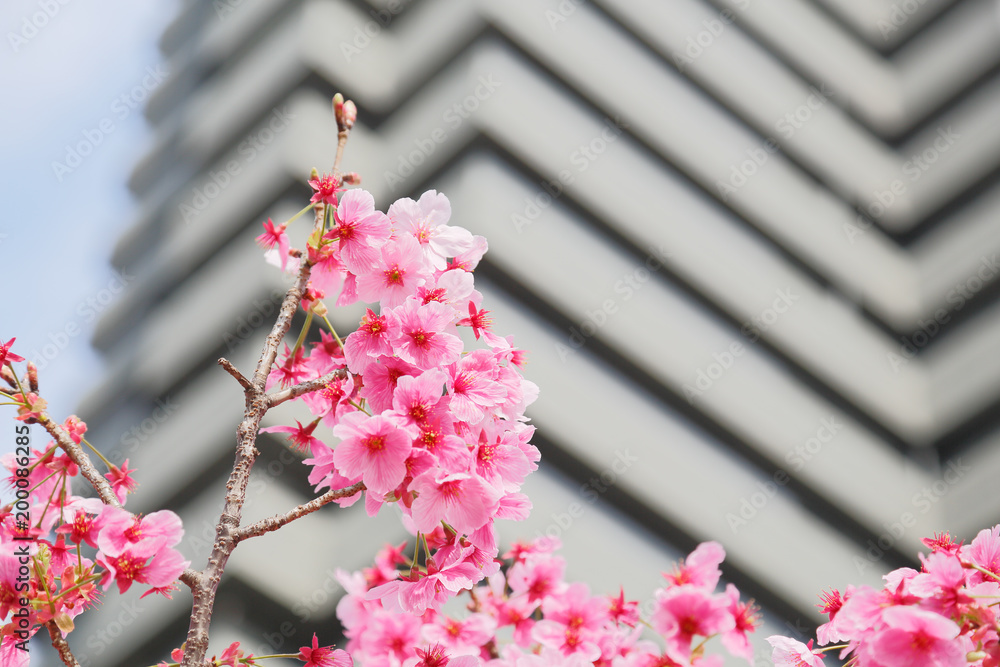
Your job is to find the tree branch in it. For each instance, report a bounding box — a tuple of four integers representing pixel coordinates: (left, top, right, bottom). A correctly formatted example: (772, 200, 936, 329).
(37, 414, 121, 508)
(179, 568, 201, 589)
(218, 357, 252, 391)
(181, 220, 319, 667)
(266, 369, 346, 408)
(47, 621, 82, 667)
(234, 481, 365, 544)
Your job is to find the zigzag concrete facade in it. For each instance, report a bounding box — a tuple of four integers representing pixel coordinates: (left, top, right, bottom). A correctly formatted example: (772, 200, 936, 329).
(67, 0, 1000, 664)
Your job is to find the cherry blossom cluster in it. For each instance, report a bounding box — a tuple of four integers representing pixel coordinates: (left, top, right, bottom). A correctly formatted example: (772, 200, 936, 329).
(333, 536, 759, 667)
(256, 182, 540, 612)
(768, 526, 1000, 667)
(0, 345, 189, 661)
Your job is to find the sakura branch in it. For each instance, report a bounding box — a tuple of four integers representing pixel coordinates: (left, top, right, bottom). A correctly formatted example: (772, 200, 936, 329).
(179, 95, 359, 666)
(233, 480, 365, 545)
(266, 368, 346, 408)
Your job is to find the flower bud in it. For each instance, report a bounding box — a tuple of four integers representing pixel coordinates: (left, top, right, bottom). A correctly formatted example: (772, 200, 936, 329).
(54, 612, 75, 634)
(0, 365, 15, 388)
(343, 171, 362, 185)
(333, 92, 357, 131)
(342, 100, 357, 129)
(27, 362, 38, 392)
(310, 299, 329, 317)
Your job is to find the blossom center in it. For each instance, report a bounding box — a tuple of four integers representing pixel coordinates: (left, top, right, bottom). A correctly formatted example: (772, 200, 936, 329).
(386, 265, 404, 285)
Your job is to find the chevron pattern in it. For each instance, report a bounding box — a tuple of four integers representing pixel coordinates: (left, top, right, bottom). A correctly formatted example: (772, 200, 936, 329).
(73, 0, 1000, 664)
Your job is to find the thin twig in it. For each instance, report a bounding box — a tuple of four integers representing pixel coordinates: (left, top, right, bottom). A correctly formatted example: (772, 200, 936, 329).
(47, 621, 82, 667)
(37, 414, 120, 508)
(179, 569, 201, 589)
(218, 358, 252, 391)
(234, 481, 365, 544)
(266, 369, 346, 408)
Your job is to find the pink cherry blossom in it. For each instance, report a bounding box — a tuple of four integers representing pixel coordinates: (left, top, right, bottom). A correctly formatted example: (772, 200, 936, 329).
(388, 299, 463, 370)
(422, 613, 497, 650)
(0, 338, 25, 366)
(961, 525, 1000, 585)
(307, 244, 346, 297)
(867, 606, 964, 667)
(357, 356, 422, 413)
(267, 344, 311, 390)
(97, 507, 183, 555)
(54, 497, 106, 548)
(344, 309, 394, 373)
(333, 412, 413, 497)
(103, 459, 139, 504)
(307, 329, 346, 375)
(62, 415, 87, 444)
(662, 541, 725, 591)
(390, 369, 448, 428)
(767, 637, 825, 667)
(445, 235, 488, 273)
(328, 188, 392, 274)
(357, 235, 431, 308)
(415, 270, 476, 315)
(257, 218, 291, 270)
(409, 471, 500, 535)
(446, 350, 506, 423)
(507, 553, 567, 603)
(309, 172, 342, 206)
(97, 540, 190, 595)
(389, 191, 473, 270)
(299, 634, 352, 667)
(261, 419, 325, 453)
(302, 374, 357, 428)
(651, 586, 734, 659)
(720, 583, 758, 663)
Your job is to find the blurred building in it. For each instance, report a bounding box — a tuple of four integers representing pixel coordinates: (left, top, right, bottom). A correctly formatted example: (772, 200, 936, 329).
(68, 0, 1000, 664)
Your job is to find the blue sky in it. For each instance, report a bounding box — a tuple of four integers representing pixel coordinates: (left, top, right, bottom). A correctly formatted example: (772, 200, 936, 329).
(1, 0, 178, 453)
